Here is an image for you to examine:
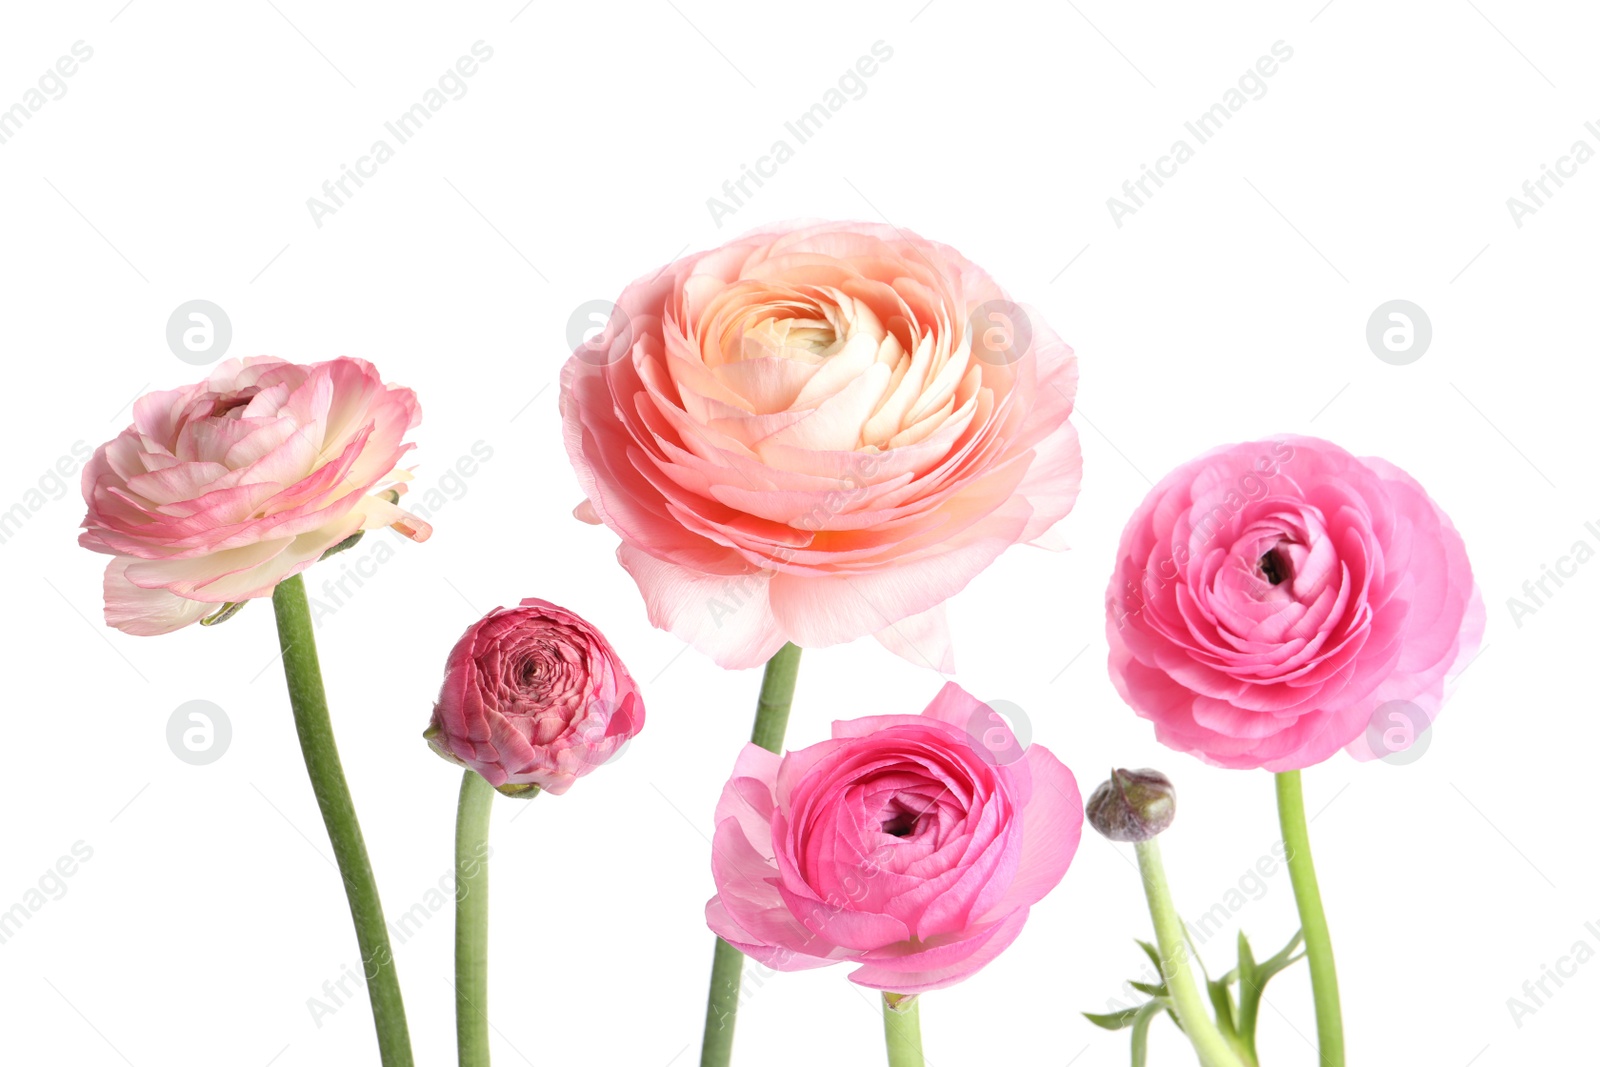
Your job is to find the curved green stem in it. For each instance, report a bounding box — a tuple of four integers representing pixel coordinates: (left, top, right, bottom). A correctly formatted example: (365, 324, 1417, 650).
(1134, 839, 1246, 1067)
(454, 770, 496, 1067)
(271, 574, 413, 1067)
(700, 642, 803, 1067)
(1276, 770, 1344, 1067)
(882, 993, 925, 1067)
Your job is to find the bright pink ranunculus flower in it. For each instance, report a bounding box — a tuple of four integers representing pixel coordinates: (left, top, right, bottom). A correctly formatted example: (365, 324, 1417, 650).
(426, 598, 643, 796)
(79, 357, 431, 635)
(1105, 435, 1484, 772)
(705, 683, 1081, 992)
(560, 220, 1080, 671)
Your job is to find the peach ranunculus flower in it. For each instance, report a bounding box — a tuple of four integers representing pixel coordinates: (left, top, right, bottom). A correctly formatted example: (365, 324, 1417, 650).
(560, 221, 1080, 670)
(80, 357, 431, 635)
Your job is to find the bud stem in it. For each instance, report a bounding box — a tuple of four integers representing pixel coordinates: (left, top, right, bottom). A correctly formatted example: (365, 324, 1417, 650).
(882, 992, 925, 1066)
(270, 574, 413, 1066)
(700, 642, 803, 1067)
(1134, 838, 1247, 1067)
(454, 769, 497, 1067)
(1275, 769, 1344, 1067)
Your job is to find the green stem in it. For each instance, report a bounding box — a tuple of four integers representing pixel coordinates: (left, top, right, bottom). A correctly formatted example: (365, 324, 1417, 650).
(700, 642, 803, 1067)
(882, 994, 925, 1067)
(455, 770, 496, 1067)
(1275, 770, 1344, 1067)
(271, 574, 413, 1067)
(1134, 839, 1246, 1067)
(748, 642, 802, 755)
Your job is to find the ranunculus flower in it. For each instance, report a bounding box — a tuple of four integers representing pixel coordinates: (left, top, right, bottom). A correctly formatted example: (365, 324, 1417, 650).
(1105, 435, 1484, 772)
(705, 682, 1081, 992)
(79, 357, 431, 636)
(560, 220, 1081, 671)
(425, 598, 644, 796)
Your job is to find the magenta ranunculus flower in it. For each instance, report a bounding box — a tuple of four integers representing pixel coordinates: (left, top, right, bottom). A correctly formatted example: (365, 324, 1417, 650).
(425, 598, 644, 796)
(560, 220, 1081, 671)
(1106, 435, 1484, 772)
(705, 683, 1082, 992)
(79, 357, 431, 635)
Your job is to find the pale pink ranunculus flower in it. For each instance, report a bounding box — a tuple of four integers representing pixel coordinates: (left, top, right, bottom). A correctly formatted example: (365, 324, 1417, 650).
(79, 357, 431, 635)
(560, 221, 1080, 671)
(425, 598, 643, 795)
(1105, 435, 1484, 772)
(705, 683, 1082, 993)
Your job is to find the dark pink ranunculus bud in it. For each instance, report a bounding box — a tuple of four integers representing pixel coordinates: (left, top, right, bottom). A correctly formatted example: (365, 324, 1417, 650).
(426, 599, 644, 796)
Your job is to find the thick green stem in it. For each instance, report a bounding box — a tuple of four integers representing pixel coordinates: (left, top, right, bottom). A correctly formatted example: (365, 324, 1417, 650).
(271, 574, 413, 1067)
(1134, 839, 1246, 1067)
(1276, 770, 1344, 1067)
(882, 994, 925, 1067)
(700, 642, 803, 1067)
(455, 770, 496, 1067)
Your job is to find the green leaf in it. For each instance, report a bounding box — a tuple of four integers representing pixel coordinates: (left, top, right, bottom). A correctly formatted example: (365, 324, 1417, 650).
(1257, 929, 1306, 981)
(1235, 928, 1307, 1058)
(1084, 1008, 1145, 1031)
(1136, 939, 1164, 974)
(1130, 980, 1166, 998)
(1238, 930, 1258, 977)
(1207, 973, 1239, 1037)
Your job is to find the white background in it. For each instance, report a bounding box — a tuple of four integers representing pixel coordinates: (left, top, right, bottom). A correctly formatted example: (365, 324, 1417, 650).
(1, 1, 1595, 1064)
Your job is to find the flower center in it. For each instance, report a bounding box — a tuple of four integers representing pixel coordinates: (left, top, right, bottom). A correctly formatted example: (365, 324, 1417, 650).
(879, 799, 922, 838)
(1258, 543, 1292, 586)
